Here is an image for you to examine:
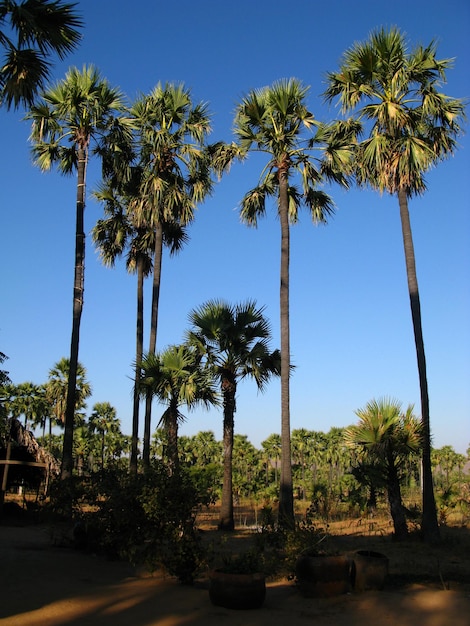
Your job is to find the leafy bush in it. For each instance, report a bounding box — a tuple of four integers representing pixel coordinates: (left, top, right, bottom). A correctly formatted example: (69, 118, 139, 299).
(60, 463, 210, 583)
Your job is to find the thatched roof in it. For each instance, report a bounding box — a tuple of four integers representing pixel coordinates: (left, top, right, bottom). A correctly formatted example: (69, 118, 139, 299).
(9, 418, 60, 476)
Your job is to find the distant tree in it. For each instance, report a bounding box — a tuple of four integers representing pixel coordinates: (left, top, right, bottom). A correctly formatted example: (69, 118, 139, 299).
(324, 26, 466, 543)
(261, 433, 281, 486)
(45, 358, 91, 458)
(89, 401, 119, 468)
(0, 0, 82, 109)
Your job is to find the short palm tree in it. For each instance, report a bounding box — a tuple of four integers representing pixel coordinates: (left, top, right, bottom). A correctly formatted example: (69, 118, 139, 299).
(187, 299, 281, 530)
(324, 27, 466, 543)
(139, 344, 218, 475)
(27, 65, 132, 480)
(344, 397, 422, 540)
(232, 79, 352, 527)
(0, 0, 82, 109)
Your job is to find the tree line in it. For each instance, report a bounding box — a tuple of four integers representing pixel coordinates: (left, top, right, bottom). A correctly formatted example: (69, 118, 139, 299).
(1, 2, 467, 542)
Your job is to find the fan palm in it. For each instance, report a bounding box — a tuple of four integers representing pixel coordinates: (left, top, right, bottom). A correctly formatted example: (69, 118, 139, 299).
(344, 397, 422, 539)
(93, 177, 153, 475)
(232, 78, 352, 527)
(324, 27, 466, 542)
(139, 344, 218, 475)
(27, 65, 132, 480)
(187, 299, 280, 530)
(93, 175, 190, 473)
(89, 401, 119, 469)
(0, 0, 82, 109)
(129, 83, 215, 471)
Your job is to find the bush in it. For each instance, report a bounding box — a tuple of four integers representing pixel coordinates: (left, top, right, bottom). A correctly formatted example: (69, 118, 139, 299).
(66, 463, 210, 583)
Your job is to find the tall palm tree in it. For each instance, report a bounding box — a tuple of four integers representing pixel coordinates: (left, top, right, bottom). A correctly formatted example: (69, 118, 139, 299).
(93, 178, 153, 474)
(27, 65, 132, 480)
(130, 83, 215, 473)
(232, 79, 351, 528)
(139, 344, 218, 475)
(93, 178, 190, 473)
(324, 27, 466, 543)
(187, 299, 281, 530)
(0, 0, 82, 110)
(344, 397, 422, 540)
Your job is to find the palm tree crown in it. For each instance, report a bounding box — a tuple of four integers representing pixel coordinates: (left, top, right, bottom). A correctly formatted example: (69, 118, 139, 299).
(140, 344, 218, 473)
(324, 26, 465, 197)
(0, 0, 82, 109)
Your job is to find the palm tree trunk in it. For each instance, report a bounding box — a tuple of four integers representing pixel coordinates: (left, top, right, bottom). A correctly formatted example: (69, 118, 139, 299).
(398, 190, 440, 543)
(387, 461, 408, 540)
(143, 222, 164, 469)
(130, 256, 145, 475)
(219, 381, 235, 531)
(61, 145, 87, 481)
(278, 164, 294, 528)
(166, 402, 180, 476)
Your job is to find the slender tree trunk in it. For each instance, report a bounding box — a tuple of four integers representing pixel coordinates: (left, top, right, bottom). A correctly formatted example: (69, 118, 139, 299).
(398, 190, 440, 543)
(386, 456, 408, 540)
(166, 402, 180, 476)
(278, 163, 294, 529)
(61, 145, 87, 481)
(219, 379, 235, 531)
(143, 222, 164, 469)
(130, 256, 145, 475)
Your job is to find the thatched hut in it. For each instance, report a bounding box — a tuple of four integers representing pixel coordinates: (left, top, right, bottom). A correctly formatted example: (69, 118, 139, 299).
(1, 418, 60, 495)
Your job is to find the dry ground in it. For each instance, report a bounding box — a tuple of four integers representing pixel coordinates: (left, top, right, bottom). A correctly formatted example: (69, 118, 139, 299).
(0, 500, 469, 626)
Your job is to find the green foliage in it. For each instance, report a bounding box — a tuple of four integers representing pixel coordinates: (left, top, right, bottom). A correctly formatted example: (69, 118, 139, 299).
(76, 464, 209, 583)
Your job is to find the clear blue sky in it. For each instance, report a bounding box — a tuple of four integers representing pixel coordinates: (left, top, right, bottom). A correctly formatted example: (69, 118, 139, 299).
(1, 0, 469, 453)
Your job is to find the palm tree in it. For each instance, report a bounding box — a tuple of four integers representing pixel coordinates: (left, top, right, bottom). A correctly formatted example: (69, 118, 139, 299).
(7, 381, 43, 429)
(0, 0, 82, 110)
(187, 299, 281, 530)
(344, 397, 422, 540)
(93, 178, 153, 474)
(261, 432, 281, 486)
(93, 178, 191, 473)
(89, 401, 119, 468)
(232, 79, 351, 528)
(139, 344, 218, 475)
(129, 83, 215, 473)
(292, 428, 313, 500)
(27, 65, 132, 480)
(46, 357, 91, 426)
(324, 27, 466, 543)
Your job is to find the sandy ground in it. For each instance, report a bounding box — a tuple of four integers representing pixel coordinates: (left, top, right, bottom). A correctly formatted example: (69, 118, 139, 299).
(1, 520, 470, 626)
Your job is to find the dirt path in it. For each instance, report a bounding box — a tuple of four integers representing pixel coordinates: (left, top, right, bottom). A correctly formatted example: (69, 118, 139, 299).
(1, 523, 469, 626)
